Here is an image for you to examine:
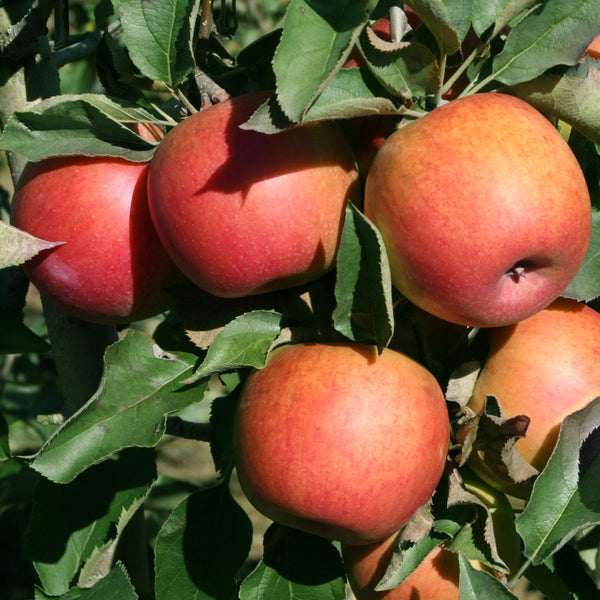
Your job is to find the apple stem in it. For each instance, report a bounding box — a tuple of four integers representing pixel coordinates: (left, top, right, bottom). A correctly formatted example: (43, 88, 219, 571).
(440, 43, 481, 98)
(507, 265, 526, 282)
(432, 50, 448, 107)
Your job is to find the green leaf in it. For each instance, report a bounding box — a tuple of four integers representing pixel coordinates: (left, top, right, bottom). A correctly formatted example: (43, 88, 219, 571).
(356, 30, 440, 101)
(239, 525, 347, 600)
(516, 396, 600, 565)
(273, 0, 368, 123)
(30, 330, 199, 484)
(154, 483, 253, 600)
(33, 562, 137, 600)
(488, 0, 541, 38)
(0, 94, 164, 162)
(376, 534, 446, 590)
(404, 0, 461, 55)
(333, 204, 394, 352)
(457, 555, 518, 598)
(0, 308, 50, 354)
(303, 68, 400, 123)
(190, 310, 284, 382)
(492, 0, 600, 86)
(0, 221, 63, 269)
(443, 0, 474, 41)
(564, 210, 600, 302)
(27, 448, 156, 596)
(507, 60, 600, 145)
(0, 412, 9, 459)
(118, 0, 198, 86)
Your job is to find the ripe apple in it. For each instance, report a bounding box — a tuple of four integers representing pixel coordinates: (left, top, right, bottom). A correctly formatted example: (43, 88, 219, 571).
(342, 469, 520, 599)
(11, 156, 183, 324)
(364, 92, 591, 327)
(233, 342, 450, 545)
(468, 297, 600, 474)
(343, 534, 459, 600)
(147, 91, 359, 298)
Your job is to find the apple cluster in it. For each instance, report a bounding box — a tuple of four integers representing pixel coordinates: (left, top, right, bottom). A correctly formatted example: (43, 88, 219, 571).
(10, 84, 597, 599)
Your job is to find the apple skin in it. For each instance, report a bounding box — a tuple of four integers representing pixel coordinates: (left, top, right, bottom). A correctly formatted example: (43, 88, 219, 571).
(584, 34, 600, 59)
(11, 156, 183, 324)
(233, 342, 450, 545)
(147, 91, 359, 298)
(343, 535, 459, 600)
(364, 92, 591, 327)
(469, 297, 600, 474)
(342, 470, 521, 599)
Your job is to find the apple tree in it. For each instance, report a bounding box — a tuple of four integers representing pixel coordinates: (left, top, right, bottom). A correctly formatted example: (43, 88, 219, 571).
(1, 0, 600, 599)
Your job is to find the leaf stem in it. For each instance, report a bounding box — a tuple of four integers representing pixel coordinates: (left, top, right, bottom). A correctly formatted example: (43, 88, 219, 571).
(440, 44, 480, 98)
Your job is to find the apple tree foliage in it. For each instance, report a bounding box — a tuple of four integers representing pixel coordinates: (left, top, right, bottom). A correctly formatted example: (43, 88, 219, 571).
(1, 0, 600, 598)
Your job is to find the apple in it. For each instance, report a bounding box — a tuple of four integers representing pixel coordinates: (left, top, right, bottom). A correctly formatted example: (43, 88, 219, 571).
(11, 156, 183, 324)
(468, 297, 600, 473)
(342, 469, 521, 599)
(343, 534, 459, 600)
(147, 91, 359, 298)
(584, 34, 600, 59)
(364, 92, 591, 327)
(233, 342, 450, 545)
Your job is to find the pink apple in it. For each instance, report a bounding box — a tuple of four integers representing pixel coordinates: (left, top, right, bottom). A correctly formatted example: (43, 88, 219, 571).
(146, 92, 359, 298)
(233, 342, 450, 545)
(11, 156, 183, 323)
(469, 297, 600, 473)
(364, 92, 591, 327)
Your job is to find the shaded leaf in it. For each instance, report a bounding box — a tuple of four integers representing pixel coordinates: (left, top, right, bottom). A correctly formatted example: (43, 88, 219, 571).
(273, 0, 368, 123)
(0, 308, 50, 354)
(404, 0, 461, 55)
(357, 28, 440, 100)
(490, 0, 542, 38)
(27, 448, 156, 596)
(154, 483, 252, 600)
(33, 562, 137, 600)
(30, 330, 199, 484)
(239, 525, 346, 600)
(564, 210, 600, 302)
(304, 68, 400, 122)
(457, 555, 518, 599)
(333, 204, 394, 352)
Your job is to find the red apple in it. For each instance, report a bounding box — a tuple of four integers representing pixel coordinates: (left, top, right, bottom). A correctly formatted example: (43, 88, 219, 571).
(364, 92, 591, 327)
(469, 297, 600, 473)
(342, 470, 520, 599)
(11, 156, 183, 323)
(343, 534, 459, 600)
(233, 342, 450, 545)
(147, 92, 359, 298)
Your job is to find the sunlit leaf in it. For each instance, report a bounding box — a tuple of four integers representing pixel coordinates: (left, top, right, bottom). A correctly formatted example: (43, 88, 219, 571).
(516, 396, 600, 564)
(30, 330, 199, 483)
(492, 0, 600, 86)
(0, 221, 63, 269)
